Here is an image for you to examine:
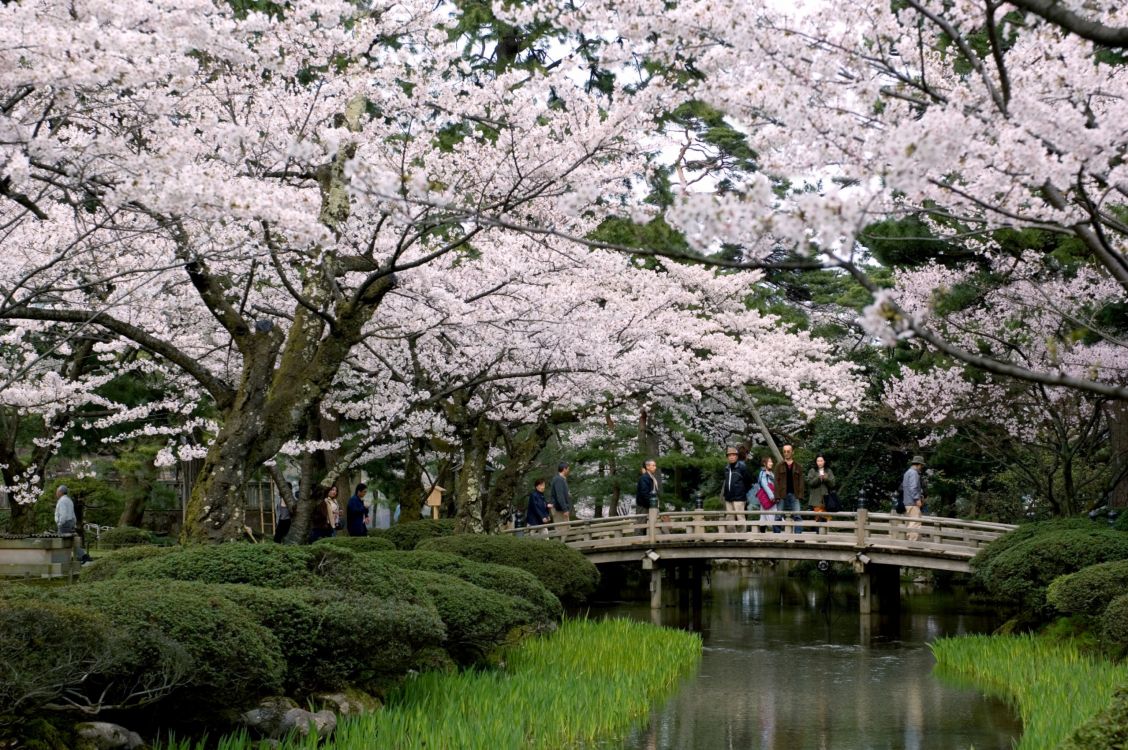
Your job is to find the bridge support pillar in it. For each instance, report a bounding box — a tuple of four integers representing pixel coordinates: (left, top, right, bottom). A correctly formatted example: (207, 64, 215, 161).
(650, 566, 663, 610)
(857, 564, 901, 615)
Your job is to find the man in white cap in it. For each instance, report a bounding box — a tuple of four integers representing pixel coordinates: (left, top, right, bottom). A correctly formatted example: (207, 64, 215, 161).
(902, 456, 926, 542)
(54, 485, 90, 563)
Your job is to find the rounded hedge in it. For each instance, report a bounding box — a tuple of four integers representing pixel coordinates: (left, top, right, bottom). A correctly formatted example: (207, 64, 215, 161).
(408, 570, 547, 664)
(973, 528, 1128, 619)
(46, 579, 285, 715)
(1047, 560, 1128, 617)
(111, 543, 318, 588)
(378, 519, 458, 550)
(417, 534, 599, 604)
(97, 525, 152, 548)
(972, 517, 1096, 572)
(0, 600, 115, 720)
(79, 544, 174, 583)
(313, 535, 396, 553)
(1101, 593, 1128, 657)
(375, 550, 562, 620)
(211, 584, 445, 695)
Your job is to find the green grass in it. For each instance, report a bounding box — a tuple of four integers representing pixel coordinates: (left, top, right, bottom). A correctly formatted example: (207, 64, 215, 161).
(163, 617, 701, 750)
(931, 634, 1128, 749)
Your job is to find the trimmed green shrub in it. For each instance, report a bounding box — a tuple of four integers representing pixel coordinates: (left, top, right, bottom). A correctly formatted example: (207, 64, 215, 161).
(96, 525, 153, 548)
(376, 550, 562, 620)
(1101, 594, 1128, 659)
(79, 544, 175, 582)
(0, 600, 117, 719)
(211, 585, 445, 695)
(1064, 685, 1128, 749)
(418, 534, 599, 604)
(973, 528, 1128, 620)
(31, 580, 284, 715)
(307, 545, 429, 603)
(380, 519, 458, 550)
(409, 570, 547, 664)
(1115, 511, 1128, 533)
(112, 543, 319, 588)
(1047, 560, 1128, 617)
(972, 517, 1096, 572)
(313, 535, 396, 553)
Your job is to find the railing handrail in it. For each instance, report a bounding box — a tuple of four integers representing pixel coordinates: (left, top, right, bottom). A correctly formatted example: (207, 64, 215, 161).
(503, 509, 1016, 565)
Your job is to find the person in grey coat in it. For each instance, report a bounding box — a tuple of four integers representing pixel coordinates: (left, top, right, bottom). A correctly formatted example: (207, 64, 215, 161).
(548, 462, 572, 523)
(902, 455, 926, 541)
(54, 485, 90, 563)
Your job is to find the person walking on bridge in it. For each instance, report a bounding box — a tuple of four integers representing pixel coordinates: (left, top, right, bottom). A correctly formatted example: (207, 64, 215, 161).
(526, 478, 550, 527)
(902, 456, 926, 542)
(722, 446, 752, 532)
(774, 444, 806, 534)
(548, 462, 572, 524)
(636, 458, 660, 513)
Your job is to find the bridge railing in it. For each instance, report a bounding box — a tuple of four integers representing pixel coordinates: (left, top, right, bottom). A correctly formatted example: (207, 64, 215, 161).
(506, 509, 1015, 560)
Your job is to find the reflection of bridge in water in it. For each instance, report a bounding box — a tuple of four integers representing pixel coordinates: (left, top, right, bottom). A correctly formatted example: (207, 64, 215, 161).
(506, 509, 1016, 614)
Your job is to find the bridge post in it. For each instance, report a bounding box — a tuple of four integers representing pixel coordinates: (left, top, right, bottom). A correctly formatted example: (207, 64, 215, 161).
(647, 507, 658, 545)
(650, 565, 663, 610)
(855, 508, 868, 548)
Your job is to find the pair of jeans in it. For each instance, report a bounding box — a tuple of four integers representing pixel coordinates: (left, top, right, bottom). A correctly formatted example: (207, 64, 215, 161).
(782, 493, 804, 534)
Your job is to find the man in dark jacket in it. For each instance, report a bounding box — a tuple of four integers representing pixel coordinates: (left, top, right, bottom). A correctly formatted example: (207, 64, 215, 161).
(346, 483, 369, 537)
(722, 446, 752, 532)
(548, 462, 572, 523)
(526, 478, 550, 527)
(774, 444, 806, 534)
(636, 459, 659, 512)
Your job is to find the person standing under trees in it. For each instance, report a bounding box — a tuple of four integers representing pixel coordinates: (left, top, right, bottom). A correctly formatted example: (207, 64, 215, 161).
(326, 485, 342, 535)
(308, 487, 334, 543)
(757, 457, 780, 533)
(54, 485, 90, 564)
(636, 459, 660, 513)
(722, 446, 752, 532)
(274, 489, 292, 544)
(806, 455, 836, 525)
(902, 456, 927, 542)
(526, 478, 550, 527)
(774, 444, 806, 534)
(346, 483, 369, 537)
(548, 462, 573, 524)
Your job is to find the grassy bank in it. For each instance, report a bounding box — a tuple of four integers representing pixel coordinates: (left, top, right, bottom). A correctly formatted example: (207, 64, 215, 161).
(165, 618, 701, 750)
(931, 634, 1128, 749)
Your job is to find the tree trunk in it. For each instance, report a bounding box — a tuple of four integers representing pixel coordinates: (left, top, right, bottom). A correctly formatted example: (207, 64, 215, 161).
(1108, 402, 1128, 509)
(455, 422, 494, 533)
(482, 422, 553, 530)
(398, 439, 429, 525)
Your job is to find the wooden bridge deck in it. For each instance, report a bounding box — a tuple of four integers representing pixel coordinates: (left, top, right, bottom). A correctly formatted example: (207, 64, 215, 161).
(505, 509, 1015, 573)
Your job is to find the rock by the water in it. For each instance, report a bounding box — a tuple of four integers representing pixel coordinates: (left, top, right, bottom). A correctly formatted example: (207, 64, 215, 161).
(314, 689, 382, 717)
(74, 722, 144, 750)
(239, 696, 300, 738)
(281, 708, 336, 739)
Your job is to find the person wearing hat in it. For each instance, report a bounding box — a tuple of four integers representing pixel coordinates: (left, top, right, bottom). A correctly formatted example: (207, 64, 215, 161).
(902, 456, 926, 542)
(54, 485, 91, 564)
(721, 446, 753, 532)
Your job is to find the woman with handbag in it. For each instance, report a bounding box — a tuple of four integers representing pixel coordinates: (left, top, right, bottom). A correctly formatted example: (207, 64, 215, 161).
(756, 456, 781, 533)
(806, 455, 837, 525)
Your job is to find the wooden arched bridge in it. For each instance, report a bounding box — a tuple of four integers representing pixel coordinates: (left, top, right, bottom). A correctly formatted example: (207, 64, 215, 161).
(505, 509, 1016, 612)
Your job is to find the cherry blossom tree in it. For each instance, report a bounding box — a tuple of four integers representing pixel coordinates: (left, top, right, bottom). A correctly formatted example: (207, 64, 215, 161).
(1, 0, 866, 539)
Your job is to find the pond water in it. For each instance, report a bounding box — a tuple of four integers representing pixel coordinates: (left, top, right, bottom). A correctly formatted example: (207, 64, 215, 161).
(595, 568, 1022, 750)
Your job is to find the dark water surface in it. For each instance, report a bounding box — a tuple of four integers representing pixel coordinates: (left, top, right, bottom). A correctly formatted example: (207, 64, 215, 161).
(597, 569, 1021, 750)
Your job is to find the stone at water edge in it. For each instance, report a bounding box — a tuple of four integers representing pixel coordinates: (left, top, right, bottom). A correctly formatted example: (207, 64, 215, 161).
(74, 722, 144, 750)
(280, 708, 336, 739)
(313, 689, 382, 717)
(239, 696, 300, 738)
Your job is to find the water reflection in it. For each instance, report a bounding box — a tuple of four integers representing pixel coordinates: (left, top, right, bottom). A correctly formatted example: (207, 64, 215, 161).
(603, 569, 1021, 750)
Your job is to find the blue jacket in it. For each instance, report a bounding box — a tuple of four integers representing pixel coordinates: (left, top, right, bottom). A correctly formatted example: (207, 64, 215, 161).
(346, 494, 368, 537)
(636, 472, 658, 509)
(723, 461, 752, 502)
(526, 490, 550, 526)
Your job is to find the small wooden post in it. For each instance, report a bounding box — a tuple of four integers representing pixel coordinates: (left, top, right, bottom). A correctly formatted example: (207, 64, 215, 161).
(855, 508, 868, 548)
(647, 507, 658, 545)
(426, 486, 445, 520)
(650, 565, 663, 610)
(858, 571, 872, 615)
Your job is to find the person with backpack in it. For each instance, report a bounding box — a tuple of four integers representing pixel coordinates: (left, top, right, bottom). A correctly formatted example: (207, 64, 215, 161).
(722, 445, 753, 532)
